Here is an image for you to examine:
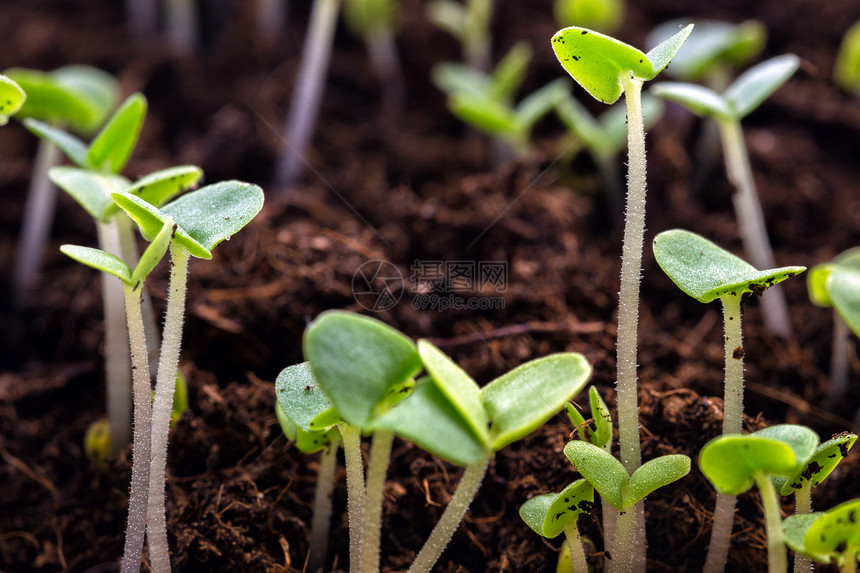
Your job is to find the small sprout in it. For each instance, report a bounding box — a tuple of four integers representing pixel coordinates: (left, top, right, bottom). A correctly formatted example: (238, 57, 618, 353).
(83, 418, 112, 471)
(0, 75, 26, 125)
(426, 0, 493, 71)
(835, 21, 860, 95)
(772, 433, 857, 497)
(566, 385, 613, 450)
(784, 498, 860, 570)
(343, 0, 404, 109)
(554, 0, 625, 34)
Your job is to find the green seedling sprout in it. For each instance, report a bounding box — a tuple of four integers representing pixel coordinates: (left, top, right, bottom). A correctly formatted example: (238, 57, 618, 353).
(784, 498, 860, 573)
(427, 0, 493, 72)
(0, 75, 26, 125)
(433, 43, 569, 158)
(835, 21, 860, 96)
(554, 0, 624, 34)
(275, 0, 342, 186)
(520, 479, 597, 573)
(551, 24, 692, 571)
(344, 0, 404, 110)
(303, 311, 422, 573)
(564, 440, 690, 573)
(60, 217, 174, 573)
(651, 54, 800, 337)
(653, 228, 805, 573)
(112, 180, 264, 572)
(276, 362, 343, 572)
(373, 339, 593, 573)
(808, 248, 860, 417)
(699, 425, 819, 573)
(4, 65, 118, 305)
(774, 432, 857, 573)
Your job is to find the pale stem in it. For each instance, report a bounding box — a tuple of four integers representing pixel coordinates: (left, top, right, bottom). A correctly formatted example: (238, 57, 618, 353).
(464, 0, 492, 72)
(338, 423, 366, 573)
(125, 0, 157, 41)
(164, 0, 198, 54)
(120, 282, 153, 573)
(407, 457, 490, 573)
(793, 482, 813, 573)
(721, 294, 745, 436)
(841, 545, 858, 573)
(97, 220, 133, 454)
(365, 28, 405, 112)
(608, 504, 636, 573)
(717, 117, 792, 337)
(564, 520, 589, 573)
(308, 440, 339, 573)
(703, 493, 739, 573)
(275, 0, 342, 187)
(146, 243, 190, 573)
(827, 314, 851, 411)
(13, 138, 62, 306)
(755, 474, 787, 573)
(256, 0, 286, 44)
(360, 429, 394, 573)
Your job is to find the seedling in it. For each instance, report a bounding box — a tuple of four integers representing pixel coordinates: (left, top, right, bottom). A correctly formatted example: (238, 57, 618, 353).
(808, 248, 860, 416)
(3, 65, 118, 304)
(551, 25, 692, 570)
(275, 362, 342, 572)
(343, 0, 404, 110)
(554, 0, 624, 34)
(433, 43, 569, 158)
(0, 75, 26, 125)
(275, 0, 342, 186)
(651, 54, 800, 337)
(112, 180, 264, 572)
(699, 425, 819, 573)
(519, 479, 597, 573)
(426, 0, 493, 71)
(835, 21, 860, 96)
(653, 228, 805, 573)
(784, 498, 860, 573)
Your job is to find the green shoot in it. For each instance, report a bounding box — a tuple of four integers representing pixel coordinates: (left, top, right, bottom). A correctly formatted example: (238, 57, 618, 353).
(426, 0, 493, 71)
(653, 228, 805, 573)
(699, 425, 819, 573)
(835, 21, 860, 96)
(520, 479, 597, 573)
(784, 498, 860, 573)
(554, 0, 624, 34)
(343, 0, 404, 109)
(551, 24, 692, 572)
(808, 248, 860, 416)
(651, 54, 800, 336)
(0, 75, 26, 125)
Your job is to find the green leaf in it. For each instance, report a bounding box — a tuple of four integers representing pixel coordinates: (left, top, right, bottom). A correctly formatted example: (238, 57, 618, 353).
(126, 165, 203, 207)
(515, 79, 569, 129)
(520, 479, 595, 538)
(482, 353, 592, 451)
(426, 0, 468, 43)
(564, 440, 627, 509)
(551, 27, 654, 104)
(275, 362, 339, 434)
(653, 229, 806, 303)
(86, 93, 147, 173)
(645, 24, 695, 78)
(624, 454, 691, 508)
(448, 92, 523, 139)
(60, 244, 132, 284)
(304, 311, 422, 429)
(295, 426, 340, 454)
(773, 433, 857, 495)
(48, 167, 131, 222)
(754, 424, 820, 467)
(650, 82, 733, 120)
(724, 54, 799, 119)
(490, 41, 533, 102)
(698, 434, 799, 496)
(275, 401, 299, 441)
(808, 263, 834, 307)
(835, 20, 860, 94)
(554, 0, 624, 34)
(0, 75, 26, 125)
(783, 513, 832, 564)
(374, 377, 490, 467)
(418, 341, 490, 448)
(566, 386, 612, 448)
(432, 62, 490, 98)
(112, 192, 168, 244)
(23, 118, 90, 168)
(803, 498, 860, 562)
(5, 65, 118, 133)
(130, 217, 174, 286)
(826, 251, 860, 337)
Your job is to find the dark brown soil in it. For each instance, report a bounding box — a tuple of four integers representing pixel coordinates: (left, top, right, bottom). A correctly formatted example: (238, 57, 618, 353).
(1, 1, 859, 572)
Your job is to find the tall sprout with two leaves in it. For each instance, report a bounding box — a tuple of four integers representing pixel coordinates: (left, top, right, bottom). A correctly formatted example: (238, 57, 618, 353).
(653, 229, 805, 573)
(651, 54, 800, 337)
(785, 497, 860, 573)
(550, 24, 692, 570)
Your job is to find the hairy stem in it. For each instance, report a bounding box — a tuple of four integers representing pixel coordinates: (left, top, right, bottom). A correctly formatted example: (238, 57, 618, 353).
(146, 243, 190, 573)
(120, 282, 153, 573)
(755, 474, 787, 573)
(361, 430, 394, 573)
(275, 0, 342, 186)
(793, 482, 813, 573)
(703, 493, 738, 573)
(338, 423, 365, 572)
(564, 519, 589, 573)
(608, 505, 636, 573)
(308, 440, 339, 573)
(718, 118, 792, 337)
(408, 457, 490, 573)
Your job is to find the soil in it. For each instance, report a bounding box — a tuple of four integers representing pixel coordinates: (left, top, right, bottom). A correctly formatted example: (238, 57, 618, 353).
(1, 1, 859, 572)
